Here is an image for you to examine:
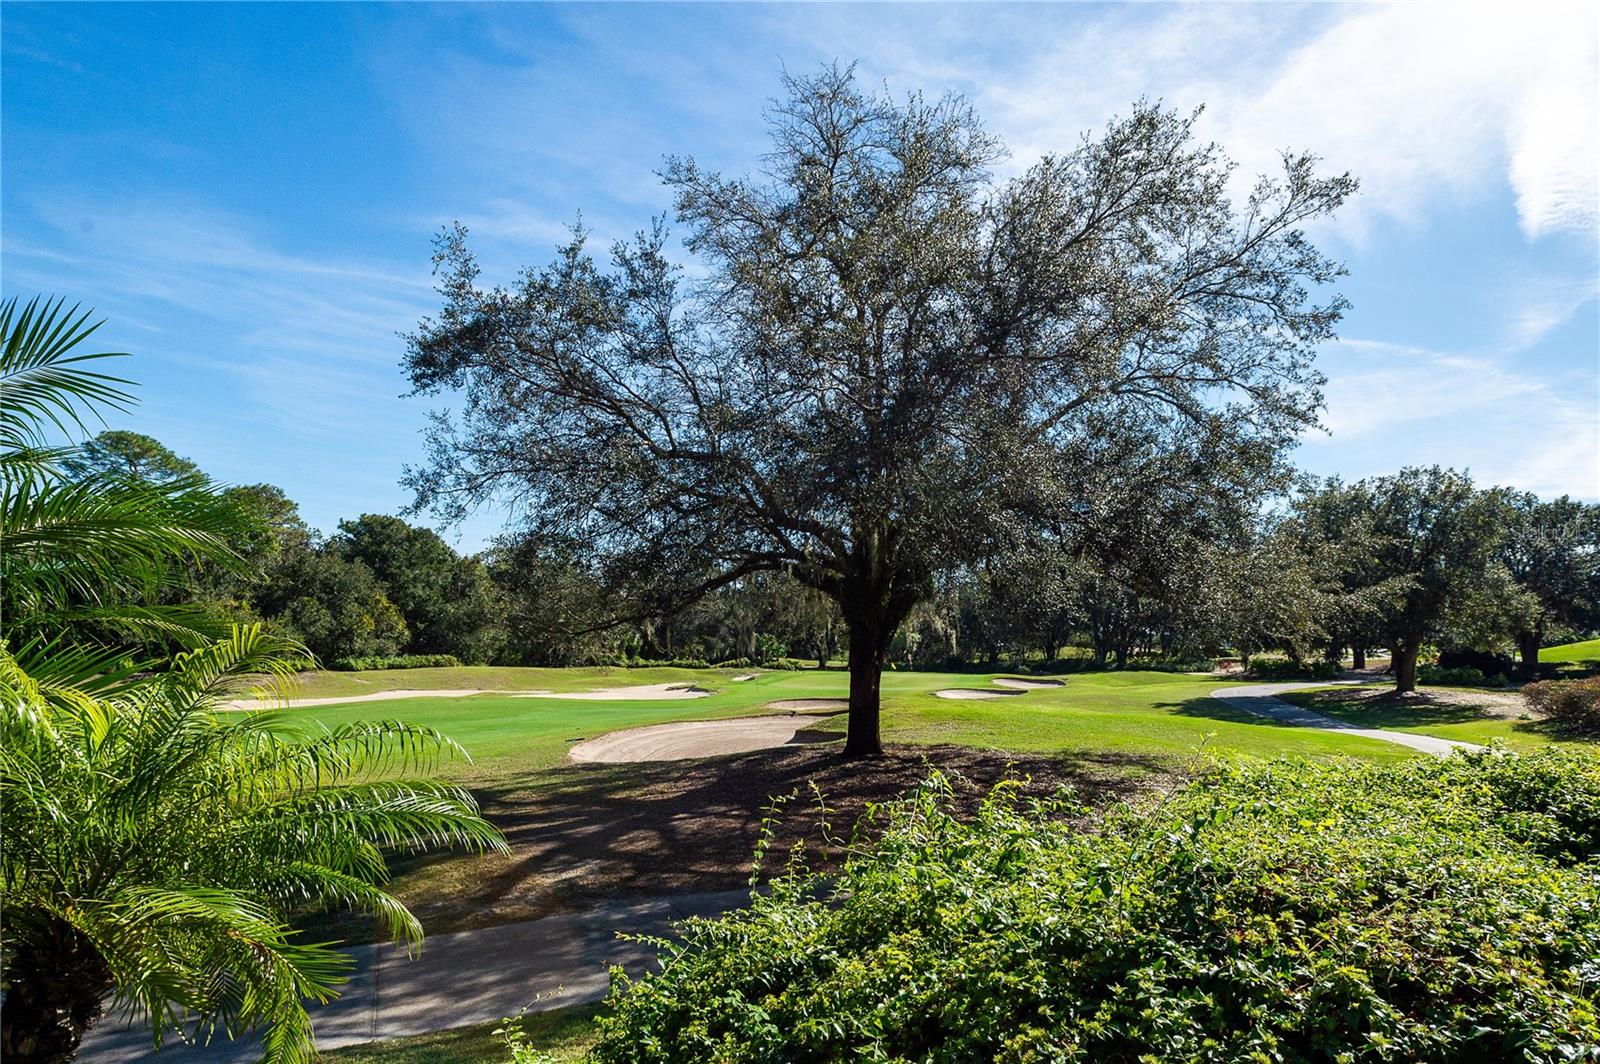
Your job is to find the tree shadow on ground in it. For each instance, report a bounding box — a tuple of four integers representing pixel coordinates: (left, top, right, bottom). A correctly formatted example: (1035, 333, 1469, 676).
(347, 742, 1174, 938)
(1164, 697, 1304, 727)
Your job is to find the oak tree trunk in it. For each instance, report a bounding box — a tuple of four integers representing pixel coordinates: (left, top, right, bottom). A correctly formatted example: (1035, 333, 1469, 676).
(1352, 646, 1366, 670)
(844, 615, 888, 757)
(1393, 643, 1420, 693)
(1518, 629, 1542, 676)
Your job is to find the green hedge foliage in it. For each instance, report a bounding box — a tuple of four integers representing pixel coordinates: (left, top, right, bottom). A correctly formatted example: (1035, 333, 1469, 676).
(1248, 657, 1344, 680)
(328, 653, 461, 671)
(1418, 664, 1505, 687)
(593, 749, 1600, 1062)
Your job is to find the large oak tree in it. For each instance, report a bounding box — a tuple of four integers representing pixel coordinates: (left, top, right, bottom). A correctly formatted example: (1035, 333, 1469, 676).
(403, 66, 1353, 755)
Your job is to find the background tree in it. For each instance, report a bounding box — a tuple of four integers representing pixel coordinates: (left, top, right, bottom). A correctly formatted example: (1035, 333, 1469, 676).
(60, 429, 200, 484)
(1499, 493, 1600, 672)
(334, 514, 505, 663)
(1359, 467, 1509, 693)
(403, 66, 1353, 755)
(252, 548, 408, 665)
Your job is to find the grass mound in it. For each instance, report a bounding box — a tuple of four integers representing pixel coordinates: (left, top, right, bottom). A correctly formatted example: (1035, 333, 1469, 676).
(593, 749, 1600, 1062)
(1546, 638, 1600, 665)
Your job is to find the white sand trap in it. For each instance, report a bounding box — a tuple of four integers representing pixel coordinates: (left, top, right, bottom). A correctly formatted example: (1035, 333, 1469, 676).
(570, 716, 838, 763)
(934, 688, 1026, 700)
(730, 673, 759, 681)
(221, 688, 498, 711)
(515, 682, 711, 701)
(766, 698, 849, 712)
(992, 677, 1064, 690)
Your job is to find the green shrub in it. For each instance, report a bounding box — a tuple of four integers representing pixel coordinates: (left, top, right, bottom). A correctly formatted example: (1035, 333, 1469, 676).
(1125, 655, 1215, 673)
(1523, 677, 1600, 738)
(714, 657, 754, 669)
(594, 750, 1600, 1062)
(329, 653, 462, 671)
(1248, 657, 1343, 680)
(1418, 663, 1503, 687)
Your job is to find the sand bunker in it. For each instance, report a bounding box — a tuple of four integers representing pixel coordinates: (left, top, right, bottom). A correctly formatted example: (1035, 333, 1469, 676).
(766, 698, 849, 712)
(220, 688, 499, 711)
(570, 716, 838, 763)
(934, 688, 1026, 701)
(991, 677, 1064, 690)
(730, 674, 758, 682)
(515, 682, 711, 701)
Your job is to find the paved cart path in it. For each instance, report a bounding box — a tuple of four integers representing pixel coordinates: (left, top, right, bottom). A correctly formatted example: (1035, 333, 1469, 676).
(78, 889, 751, 1063)
(1211, 681, 1483, 756)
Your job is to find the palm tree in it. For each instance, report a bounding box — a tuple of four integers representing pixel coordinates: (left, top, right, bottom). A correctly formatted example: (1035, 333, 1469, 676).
(1, 295, 251, 661)
(0, 297, 507, 1062)
(0, 628, 506, 1063)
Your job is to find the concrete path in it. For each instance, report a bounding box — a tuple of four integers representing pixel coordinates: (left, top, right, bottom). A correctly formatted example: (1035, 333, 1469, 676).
(1211, 681, 1482, 756)
(77, 889, 751, 1063)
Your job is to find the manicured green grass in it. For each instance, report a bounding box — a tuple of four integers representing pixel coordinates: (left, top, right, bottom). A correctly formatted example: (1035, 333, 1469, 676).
(319, 1003, 600, 1063)
(1544, 637, 1600, 665)
(268, 666, 1411, 778)
(1276, 688, 1583, 752)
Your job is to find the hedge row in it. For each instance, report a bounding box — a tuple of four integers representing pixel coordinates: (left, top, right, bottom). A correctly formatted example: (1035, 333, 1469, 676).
(328, 654, 462, 671)
(592, 748, 1600, 1061)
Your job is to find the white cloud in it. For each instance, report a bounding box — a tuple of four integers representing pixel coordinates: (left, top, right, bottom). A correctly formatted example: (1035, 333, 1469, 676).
(1307, 335, 1599, 499)
(784, 2, 1600, 243)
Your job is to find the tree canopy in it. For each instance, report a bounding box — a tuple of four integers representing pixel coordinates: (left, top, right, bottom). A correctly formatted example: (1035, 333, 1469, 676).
(403, 65, 1356, 755)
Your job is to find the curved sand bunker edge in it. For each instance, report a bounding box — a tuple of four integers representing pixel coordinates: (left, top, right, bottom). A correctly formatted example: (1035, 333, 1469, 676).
(934, 688, 1027, 700)
(569, 714, 841, 763)
(992, 677, 1065, 690)
(766, 698, 850, 712)
(515, 682, 713, 701)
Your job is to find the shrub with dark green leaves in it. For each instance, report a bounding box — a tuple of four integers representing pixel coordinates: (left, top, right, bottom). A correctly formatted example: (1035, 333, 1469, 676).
(594, 749, 1600, 1062)
(1248, 657, 1343, 680)
(1523, 677, 1600, 738)
(329, 653, 462, 671)
(1418, 663, 1502, 687)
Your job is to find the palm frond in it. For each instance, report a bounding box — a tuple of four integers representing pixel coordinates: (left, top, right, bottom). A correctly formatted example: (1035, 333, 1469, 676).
(0, 294, 133, 446)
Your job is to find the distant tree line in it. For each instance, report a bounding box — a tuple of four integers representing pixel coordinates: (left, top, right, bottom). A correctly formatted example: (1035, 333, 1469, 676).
(68, 429, 1599, 690)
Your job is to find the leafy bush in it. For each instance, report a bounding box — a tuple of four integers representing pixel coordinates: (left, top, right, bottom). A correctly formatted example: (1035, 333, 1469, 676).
(593, 750, 1600, 1061)
(1417, 664, 1503, 687)
(1440, 646, 1515, 678)
(1523, 677, 1600, 738)
(1125, 655, 1216, 673)
(1248, 657, 1343, 680)
(330, 653, 462, 671)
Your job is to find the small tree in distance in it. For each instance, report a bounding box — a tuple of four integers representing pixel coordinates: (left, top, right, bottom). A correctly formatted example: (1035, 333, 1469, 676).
(403, 65, 1354, 756)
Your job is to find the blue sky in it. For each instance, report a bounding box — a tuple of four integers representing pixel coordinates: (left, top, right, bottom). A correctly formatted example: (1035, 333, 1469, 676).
(4, 2, 1597, 551)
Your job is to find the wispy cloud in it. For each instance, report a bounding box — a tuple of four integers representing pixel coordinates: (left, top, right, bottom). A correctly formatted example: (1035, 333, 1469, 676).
(1310, 332, 1598, 499)
(777, 2, 1599, 244)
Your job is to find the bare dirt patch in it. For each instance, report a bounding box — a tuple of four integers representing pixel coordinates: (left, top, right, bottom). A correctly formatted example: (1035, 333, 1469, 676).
(363, 745, 1175, 937)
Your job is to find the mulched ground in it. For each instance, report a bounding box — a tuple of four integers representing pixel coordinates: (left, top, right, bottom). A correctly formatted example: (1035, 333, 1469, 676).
(374, 743, 1177, 935)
